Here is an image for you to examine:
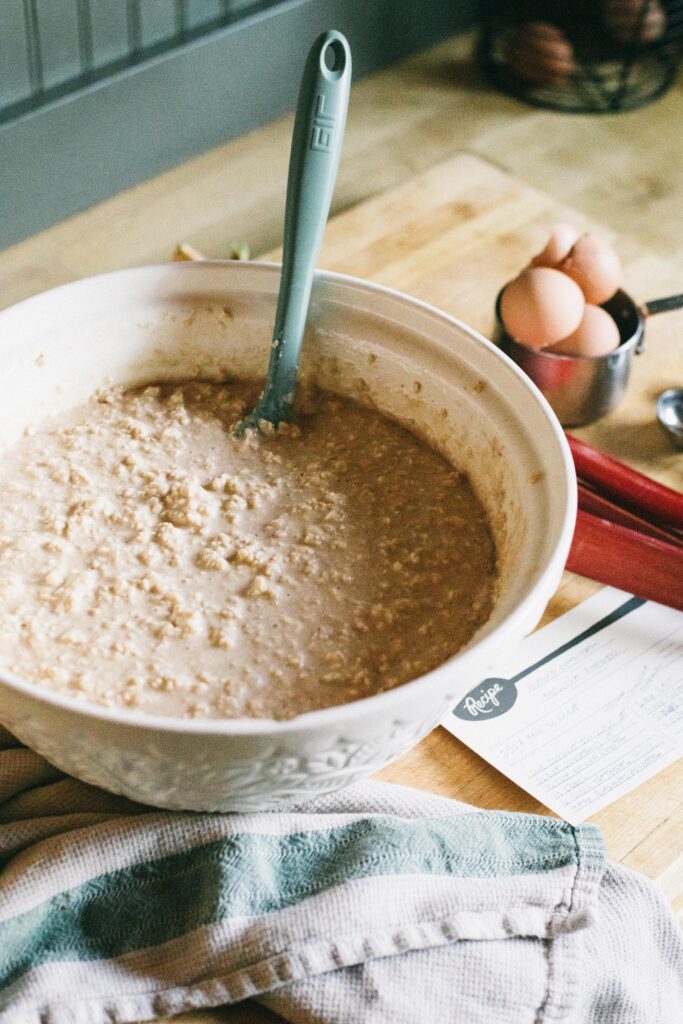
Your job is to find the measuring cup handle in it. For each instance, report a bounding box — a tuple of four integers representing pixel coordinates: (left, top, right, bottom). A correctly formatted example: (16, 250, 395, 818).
(642, 293, 683, 317)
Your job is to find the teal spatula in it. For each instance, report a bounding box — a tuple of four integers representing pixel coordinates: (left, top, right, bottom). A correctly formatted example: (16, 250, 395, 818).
(237, 30, 351, 433)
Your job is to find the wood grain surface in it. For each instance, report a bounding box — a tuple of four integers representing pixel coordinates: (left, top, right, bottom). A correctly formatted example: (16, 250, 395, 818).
(1, 30, 681, 1023)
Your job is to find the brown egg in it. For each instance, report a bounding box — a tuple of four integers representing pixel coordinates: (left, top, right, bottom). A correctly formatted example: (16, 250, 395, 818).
(500, 267, 585, 350)
(549, 304, 621, 357)
(559, 233, 622, 305)
(531, 223, 580, 268)
(503, 22, 575, 86)
(602, 0, 666, 45)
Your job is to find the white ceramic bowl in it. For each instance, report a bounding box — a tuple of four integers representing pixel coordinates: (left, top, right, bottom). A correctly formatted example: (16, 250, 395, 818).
(0, 262, 575, 811)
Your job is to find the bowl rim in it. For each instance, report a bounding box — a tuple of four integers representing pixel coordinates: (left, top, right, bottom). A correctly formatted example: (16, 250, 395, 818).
(0, 260, 577, 735)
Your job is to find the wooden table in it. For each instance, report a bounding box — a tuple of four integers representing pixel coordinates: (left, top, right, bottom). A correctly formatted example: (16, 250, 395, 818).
(1, 35, 682, 1022)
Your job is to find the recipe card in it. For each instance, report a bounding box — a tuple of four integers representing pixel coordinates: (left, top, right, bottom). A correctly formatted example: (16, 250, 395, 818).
(442, 587, 683, 823)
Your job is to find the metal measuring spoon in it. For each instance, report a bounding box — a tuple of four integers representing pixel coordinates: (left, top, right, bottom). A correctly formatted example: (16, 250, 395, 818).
(656, 388, 683, 450)
(237, 31, 351, 434)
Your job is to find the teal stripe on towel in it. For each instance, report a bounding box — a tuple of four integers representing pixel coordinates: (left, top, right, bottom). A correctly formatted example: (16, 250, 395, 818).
(0, 814, 603, 990)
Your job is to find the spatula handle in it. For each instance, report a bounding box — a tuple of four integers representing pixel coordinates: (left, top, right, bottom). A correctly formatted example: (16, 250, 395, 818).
(261, 31, 351, 421)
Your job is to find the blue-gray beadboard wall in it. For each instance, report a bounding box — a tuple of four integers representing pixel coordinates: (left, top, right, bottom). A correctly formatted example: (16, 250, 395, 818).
(0, 0, 475, 248)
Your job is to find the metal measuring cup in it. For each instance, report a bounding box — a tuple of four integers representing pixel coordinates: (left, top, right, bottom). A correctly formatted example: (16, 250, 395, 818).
(494, 289, 683, 427)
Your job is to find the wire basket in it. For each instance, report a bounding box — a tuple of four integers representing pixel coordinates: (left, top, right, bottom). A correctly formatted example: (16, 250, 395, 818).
(478, 0, 683, 112)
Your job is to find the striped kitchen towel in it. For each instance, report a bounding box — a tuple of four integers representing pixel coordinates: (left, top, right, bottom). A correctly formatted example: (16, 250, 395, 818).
(0, 724, 681, 1024)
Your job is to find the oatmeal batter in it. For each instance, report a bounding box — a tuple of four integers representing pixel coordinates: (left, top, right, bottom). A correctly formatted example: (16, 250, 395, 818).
(0, 381, 496, 719)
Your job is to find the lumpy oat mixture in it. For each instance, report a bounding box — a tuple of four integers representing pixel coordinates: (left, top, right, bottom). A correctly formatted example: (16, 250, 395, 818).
(0, 381, 496, 719)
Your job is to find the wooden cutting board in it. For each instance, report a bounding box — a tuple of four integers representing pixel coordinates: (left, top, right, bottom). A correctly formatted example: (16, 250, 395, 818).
(265, 152, 683, 916)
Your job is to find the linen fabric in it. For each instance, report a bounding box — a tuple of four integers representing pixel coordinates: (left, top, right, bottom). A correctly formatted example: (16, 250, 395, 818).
(0, 725, 681, 1023)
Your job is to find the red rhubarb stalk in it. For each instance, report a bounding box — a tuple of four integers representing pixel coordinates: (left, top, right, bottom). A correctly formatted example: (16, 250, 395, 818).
(567, 434, 683, 533)
(567, 509, 683, 611)
(578, 483, 683, 550)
